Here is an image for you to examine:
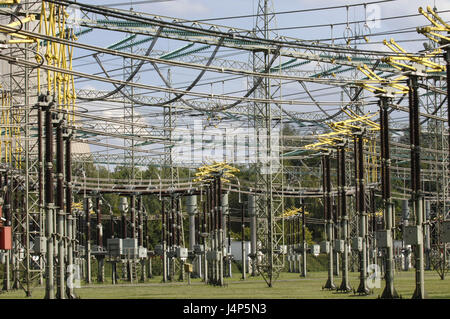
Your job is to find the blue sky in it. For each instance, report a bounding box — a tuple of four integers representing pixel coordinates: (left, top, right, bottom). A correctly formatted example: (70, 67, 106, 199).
(70, 0, 450, 166)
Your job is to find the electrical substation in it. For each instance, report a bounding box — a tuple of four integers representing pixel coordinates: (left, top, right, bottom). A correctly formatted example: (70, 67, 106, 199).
(0, 0, 449, 300)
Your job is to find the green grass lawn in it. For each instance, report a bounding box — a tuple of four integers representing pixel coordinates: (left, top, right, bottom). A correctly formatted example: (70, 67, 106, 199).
(0, 270, 449, 299)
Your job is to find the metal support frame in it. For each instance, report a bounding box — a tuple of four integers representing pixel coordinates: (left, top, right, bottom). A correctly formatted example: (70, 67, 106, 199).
(379, 95, 400, 299)
(337, 142, 352, 293)
(409, 75, 426, 299)
(322, 153, 336, 290)
(355, 131, 370, 295)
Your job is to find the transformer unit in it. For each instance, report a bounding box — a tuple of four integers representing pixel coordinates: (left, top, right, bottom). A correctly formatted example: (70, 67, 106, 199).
(193, 244, 205, 254)
(334, 239, 345, 253)
(376, 230, 392, 248)
(320, 241, 330, 254)
(123, 238, 138, 258)
(138, 247, 148, 259)
(206, 250, 220, 262)
(312, 244, 320, 256)
(441, 221, 450, 243)
(107, 238, 123, 256)
(404, 226, 423, 245)
(33, 236, 47, 254)
(154, 244, 164, 256)
(352, 237, 363, 251)
(176, 247, 188, 259)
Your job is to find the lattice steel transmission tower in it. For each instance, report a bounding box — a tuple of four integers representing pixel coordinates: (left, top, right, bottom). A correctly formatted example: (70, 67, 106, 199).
(251, 0, 284, 287)
(2, 1, 45, 296)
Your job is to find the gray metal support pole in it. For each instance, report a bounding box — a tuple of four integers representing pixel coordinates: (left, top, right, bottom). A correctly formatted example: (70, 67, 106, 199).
(217, 177, 224, 286)
(409, 75, 425, 299)
(380, 95, 399, 299)
(402, 200, 411, 271)
(337, 145, 351, 292)
(161, 199, 167, 282)
(322, 154, 335, 289)
(187, 195, 197, 276)
(84, 197, 91, 284)
(65, 131, 76, 299)
(424, 201, 431, 271)
(44, 99, 55, 299)
(2, 172, 10, 292)
(301, 200, 307, 278)
(355, 132, 369, 294)
(138, 196, 146, 282)
(96, 198, 104, 283)
(249, 195, 257, 276)
(222, 192, 231, 278)
(241, 201, 246, 280)
(56, 115, 65, 299)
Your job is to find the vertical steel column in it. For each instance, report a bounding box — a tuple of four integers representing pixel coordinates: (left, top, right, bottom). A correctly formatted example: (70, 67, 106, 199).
(170, 196, 176, 280)
(84, 197, 91, 284)
(241, 200, 246, 280)
(322, 153, 335, 289)
(44, 99, 55, 299)
(121, 200, 127, 239)
(210, 180, 216, 284)
(2, 171, 10, 291)
(129, 194, 136, 282)
(202, 199, 208, 284)
(409, 75, 425, 299)
(187, 195, 197, 276)
(138, 196, 146, 282)
(226, 194, 232, 278)
(402, 200, 411, 271)
(424, 201, 431, 271)
(222, 192, 231, 278)
(248, 195, 257, 276)
(65, 131, 76, 299)
(380, 96, 399, 299)
(355, 132, 369, 294)
(37, 106, 44, 287)
(161, 199, 167, 282)
(370, 189, 377, 266)
(42, 100, 53, 296)
(56, 113, 65, 299)
(130, 195, 136, 239)
(333, 201, 339, 276)
(294, 213, 299, 273)
(301, 199, 307, 278)
(96, 197, 104, 283)
(217, 176, 224, 286)
(337, 144, 352, 292)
